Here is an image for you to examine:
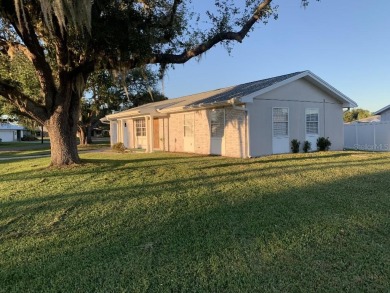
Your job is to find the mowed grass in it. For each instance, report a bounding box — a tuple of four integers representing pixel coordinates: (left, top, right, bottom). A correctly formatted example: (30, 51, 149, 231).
(0, 151, 389, 292)
(0, 140, 109, 158)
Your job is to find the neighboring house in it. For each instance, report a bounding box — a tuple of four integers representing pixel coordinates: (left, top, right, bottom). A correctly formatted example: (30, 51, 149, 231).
(344, 105, 390, 151)
(104, 71, 357, 158)
(0, 122, 26, 142)
(374, 105, 390, 121)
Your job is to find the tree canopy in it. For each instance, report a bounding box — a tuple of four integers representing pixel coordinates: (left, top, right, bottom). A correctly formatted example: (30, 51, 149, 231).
(79, 67, 166, 144)
(0, 0, 317, 165)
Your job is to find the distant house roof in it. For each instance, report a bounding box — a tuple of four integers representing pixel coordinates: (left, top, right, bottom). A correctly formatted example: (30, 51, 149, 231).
(106, 70, 357, 120)
(0, 122, 25, 130)
(374, 104, 390, 115)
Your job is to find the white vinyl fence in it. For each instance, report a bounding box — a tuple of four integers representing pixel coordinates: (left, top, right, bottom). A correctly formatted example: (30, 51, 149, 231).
(344, 122, 390, 151)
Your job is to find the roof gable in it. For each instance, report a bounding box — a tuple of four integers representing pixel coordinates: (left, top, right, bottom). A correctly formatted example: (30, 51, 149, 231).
(240, 71, 357, 108)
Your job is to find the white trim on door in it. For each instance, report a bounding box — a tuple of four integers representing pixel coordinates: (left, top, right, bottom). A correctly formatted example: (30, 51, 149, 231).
(272, 107, 290, 154)
(305, 108, 319, 151)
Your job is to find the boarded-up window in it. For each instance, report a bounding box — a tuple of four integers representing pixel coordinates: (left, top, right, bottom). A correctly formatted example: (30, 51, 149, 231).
(135, 119, 146, 137)
(210, 109, 225, 138)
(184, 114, 194, 137)
(306, 109, 319, 134)
(273, 108, 289, 136)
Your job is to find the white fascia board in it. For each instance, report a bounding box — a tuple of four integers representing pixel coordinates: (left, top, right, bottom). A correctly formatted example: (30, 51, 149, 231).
(158, 101, 239, 114)
(105, 110, 140, 120)
(303, 71, 358, 108)
(374, 104, 390, 115)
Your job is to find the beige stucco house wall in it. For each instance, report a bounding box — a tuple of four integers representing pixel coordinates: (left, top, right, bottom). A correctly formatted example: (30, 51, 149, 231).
(247, 78, 345, 156)
(103, 71, 357, 158)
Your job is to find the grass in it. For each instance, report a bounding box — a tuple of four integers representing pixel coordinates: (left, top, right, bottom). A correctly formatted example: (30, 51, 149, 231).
(0, 139, 109, 158)
(0, 151, 389, 292)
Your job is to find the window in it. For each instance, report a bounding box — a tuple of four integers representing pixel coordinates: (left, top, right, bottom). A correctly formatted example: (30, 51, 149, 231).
(210, 109, 225, 138)
(306, 109, 319, 135)
(273, 108, 288, 136)
(135, 119, 146, 137)
(184, 114, 194, 137)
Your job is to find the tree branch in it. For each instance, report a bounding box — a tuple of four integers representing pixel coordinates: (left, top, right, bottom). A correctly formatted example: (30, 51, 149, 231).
(7, 6, 57, 112)
(0, 78, 48, 124)
(149, 0, 272, 64)
(0, 38, 36, 62)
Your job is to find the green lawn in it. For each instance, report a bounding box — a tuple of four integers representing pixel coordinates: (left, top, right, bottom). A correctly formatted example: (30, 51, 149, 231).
(0, 151, 389, 292)
(0, 140, 109, 158)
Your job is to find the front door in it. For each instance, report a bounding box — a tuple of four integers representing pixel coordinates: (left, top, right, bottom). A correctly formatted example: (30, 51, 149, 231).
(272, 107, 290, 154)
(183, 113, 195, 152)
(305, 108, 319, 150)
(153, 118, 160, 149)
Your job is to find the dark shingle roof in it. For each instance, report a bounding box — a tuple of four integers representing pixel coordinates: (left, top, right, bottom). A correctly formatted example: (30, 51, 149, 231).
(188, 71, 304, 106)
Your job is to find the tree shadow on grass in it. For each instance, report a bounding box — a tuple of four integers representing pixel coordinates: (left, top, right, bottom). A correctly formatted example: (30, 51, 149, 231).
(1, 160, 390, 292)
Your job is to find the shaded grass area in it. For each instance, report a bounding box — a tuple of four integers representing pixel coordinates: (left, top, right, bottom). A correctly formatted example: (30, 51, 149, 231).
(0, 151, 389, 292)
(0, 140, 109, 158)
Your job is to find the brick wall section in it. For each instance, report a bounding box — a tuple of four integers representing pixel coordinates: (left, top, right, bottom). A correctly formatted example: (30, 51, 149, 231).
(224, 108, 247, 158)
(167, 108, 247, 157)
(168, 113, 184, 152)
(194, 110, 211, 154)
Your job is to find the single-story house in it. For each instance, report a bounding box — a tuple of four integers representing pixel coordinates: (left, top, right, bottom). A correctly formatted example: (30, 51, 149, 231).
(104, 71, 357, 158)
(0, 122, 25, 142)
(374, 105, 390, 121)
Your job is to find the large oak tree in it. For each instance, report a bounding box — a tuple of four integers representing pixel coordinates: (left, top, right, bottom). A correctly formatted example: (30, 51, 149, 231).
(0, 0, 312, 166)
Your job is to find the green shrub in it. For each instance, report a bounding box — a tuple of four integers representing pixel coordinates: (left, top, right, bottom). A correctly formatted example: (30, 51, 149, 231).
(21, 135, 38, 141)
(112, 142, 126, 152)
(290, 139, 300, 153)
(303, 140, 311, 153)
(317, 137, 331, 151)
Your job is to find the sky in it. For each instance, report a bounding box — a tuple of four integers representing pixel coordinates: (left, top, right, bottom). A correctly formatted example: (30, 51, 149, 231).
(162, 0, 390, 112)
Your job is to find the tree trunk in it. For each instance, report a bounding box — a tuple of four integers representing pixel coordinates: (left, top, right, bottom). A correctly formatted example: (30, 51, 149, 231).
(87, 125, 93, 144)
(45, 107, 81, 166)
(78, 126, 88, 145)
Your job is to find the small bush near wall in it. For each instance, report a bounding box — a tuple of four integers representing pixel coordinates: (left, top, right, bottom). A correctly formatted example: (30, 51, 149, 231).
(291, 139, 300, 153)
(317, 137, 331, 151)
(21, 135, 38, 141)
(303, 141, 311, 153)
(112, 142, 126, 153)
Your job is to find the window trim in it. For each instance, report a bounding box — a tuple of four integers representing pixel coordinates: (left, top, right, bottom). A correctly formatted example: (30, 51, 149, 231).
(210, 108, 225, 138)
(305, 108, 319, 135)
(272, 107, 289, 138)
(135, 119, 146, 137)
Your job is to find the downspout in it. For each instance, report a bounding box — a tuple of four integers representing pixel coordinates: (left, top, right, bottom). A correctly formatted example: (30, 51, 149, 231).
(232, 105, 250, 158)
(323, 99, 326, 136)
(223, 108, 226, 156)
(167, 116, 170, 152)
(149, 115, 153, 153)
(162, 118, 165, 151)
